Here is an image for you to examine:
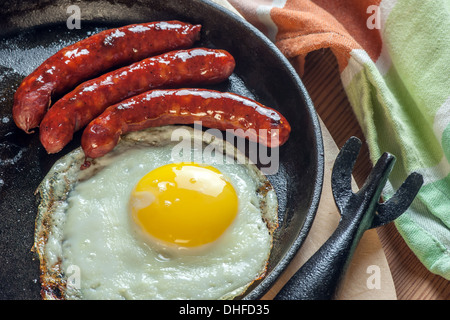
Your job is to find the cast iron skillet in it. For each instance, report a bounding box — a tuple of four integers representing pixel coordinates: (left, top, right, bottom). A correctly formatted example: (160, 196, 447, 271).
(0, 0, 324, 299)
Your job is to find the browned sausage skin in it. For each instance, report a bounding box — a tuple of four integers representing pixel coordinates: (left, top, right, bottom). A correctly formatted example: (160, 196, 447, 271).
(39, 48, 235, 154)
(81, 88, 291, 159)
(13, 21, 201, 133)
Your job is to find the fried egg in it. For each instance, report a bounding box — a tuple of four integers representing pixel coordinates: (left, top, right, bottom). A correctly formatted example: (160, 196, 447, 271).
(34, 126, 278, 300)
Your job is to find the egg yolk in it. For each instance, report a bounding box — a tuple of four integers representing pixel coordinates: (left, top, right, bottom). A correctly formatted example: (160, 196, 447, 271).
(129, 163, 239, 247)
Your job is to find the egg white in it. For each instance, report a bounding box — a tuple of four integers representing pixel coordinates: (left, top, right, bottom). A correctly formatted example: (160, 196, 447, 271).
(34, 126, 278, 300)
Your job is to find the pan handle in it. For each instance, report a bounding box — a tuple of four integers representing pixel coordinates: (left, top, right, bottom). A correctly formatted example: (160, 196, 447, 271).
(274, 137, 423, 300)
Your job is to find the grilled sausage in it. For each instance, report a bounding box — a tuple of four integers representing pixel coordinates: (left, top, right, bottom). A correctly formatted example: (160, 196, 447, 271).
(13, 21, 201, 133)
(81, 88, 291, 159)
(39, 48, 235, 154)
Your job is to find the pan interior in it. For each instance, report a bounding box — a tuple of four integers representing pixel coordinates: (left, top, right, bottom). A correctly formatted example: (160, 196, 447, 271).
(0, 0, 323, 299)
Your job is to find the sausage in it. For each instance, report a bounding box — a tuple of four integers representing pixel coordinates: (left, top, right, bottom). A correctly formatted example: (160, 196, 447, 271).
(12, 21, 201, 133)
(39, 48, 235, 154)
(81, 88, 291, 159)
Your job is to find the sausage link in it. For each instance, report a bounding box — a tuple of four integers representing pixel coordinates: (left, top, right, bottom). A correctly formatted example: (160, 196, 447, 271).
(81, 88, 291, 159)
(39, 48, 235, 154)
(13, 21, 201, 133)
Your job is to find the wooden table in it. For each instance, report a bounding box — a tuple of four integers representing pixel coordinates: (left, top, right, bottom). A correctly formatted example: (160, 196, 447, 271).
(302, 48, 450, 300)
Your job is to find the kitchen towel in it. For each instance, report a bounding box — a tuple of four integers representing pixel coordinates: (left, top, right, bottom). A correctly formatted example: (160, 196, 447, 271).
(221, 0, 450, 279)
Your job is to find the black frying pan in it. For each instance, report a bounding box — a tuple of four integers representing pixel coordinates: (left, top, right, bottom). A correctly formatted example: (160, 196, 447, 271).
(0, 0, 324, 300)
